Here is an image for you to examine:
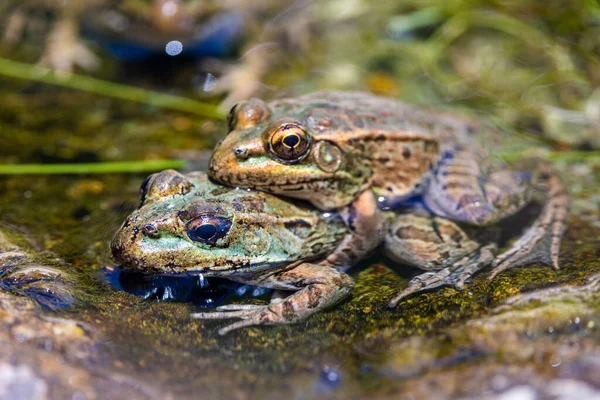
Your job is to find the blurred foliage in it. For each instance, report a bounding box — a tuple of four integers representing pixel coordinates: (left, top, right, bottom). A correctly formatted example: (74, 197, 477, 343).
(311, 0, 600, 148)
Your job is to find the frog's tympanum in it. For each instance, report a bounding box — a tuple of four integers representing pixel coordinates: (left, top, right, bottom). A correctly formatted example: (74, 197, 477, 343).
(209, 91, 569, 302)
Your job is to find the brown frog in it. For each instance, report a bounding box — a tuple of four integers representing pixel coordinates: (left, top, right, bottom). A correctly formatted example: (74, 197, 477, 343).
(209, 91, 569, 290)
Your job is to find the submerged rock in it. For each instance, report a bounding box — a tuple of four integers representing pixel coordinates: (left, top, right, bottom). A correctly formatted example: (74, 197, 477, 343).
(0, 227, 169, 399)
(0, 229, 74, 310)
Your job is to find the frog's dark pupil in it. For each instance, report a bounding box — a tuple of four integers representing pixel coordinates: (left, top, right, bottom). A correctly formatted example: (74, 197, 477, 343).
(283, 134, 300, 148)
(195, 224, 217, 240)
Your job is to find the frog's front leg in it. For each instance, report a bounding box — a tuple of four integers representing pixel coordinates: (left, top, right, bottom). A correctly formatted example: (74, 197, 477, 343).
(322, 190, 387, 269)
(385, 211, 499, 307)
(191, 263, 354, 335)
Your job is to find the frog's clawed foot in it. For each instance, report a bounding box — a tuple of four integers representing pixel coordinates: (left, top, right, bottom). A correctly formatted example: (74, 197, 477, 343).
(388, 243, 497, 307)
(191, 302, 283, 335)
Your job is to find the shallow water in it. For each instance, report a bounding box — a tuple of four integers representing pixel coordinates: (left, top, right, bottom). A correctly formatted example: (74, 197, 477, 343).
(1, 1, 600, 399)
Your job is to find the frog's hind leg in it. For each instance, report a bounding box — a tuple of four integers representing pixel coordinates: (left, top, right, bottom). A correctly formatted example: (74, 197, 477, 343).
(423, 148, 531, 226)
(385, 212, 498, 307)
(388, 243, 497, 307)
(490, 163, 569, 278)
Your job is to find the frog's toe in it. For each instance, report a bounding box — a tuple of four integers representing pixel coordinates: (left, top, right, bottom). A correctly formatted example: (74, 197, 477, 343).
(217, 319, 266, 336)
(388, 271, 446, 307)
(191, 309, 257, 320)
(191, 304, 278, 335)
(215, 304, 268, 312)
(490, 197, 568, 279)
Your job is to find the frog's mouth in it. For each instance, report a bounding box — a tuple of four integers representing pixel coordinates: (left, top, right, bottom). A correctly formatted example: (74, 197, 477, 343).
(110, 230, 278, 276)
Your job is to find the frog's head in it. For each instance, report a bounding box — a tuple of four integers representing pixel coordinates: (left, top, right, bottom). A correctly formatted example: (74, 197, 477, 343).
(111, 170, 337, 276)
(209, 98, 370, 210)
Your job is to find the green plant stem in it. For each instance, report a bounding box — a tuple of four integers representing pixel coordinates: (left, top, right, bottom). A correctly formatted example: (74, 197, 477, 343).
(0, 57, 225, 119)
(0, 160, 187, 175)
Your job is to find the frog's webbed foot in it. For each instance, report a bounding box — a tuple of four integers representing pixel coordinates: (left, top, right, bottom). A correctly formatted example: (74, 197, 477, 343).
(385, 211, 498, 306)
(191, 263, 354, 335)
(388, 242, 497, 307)
(490, 164, 569, 278)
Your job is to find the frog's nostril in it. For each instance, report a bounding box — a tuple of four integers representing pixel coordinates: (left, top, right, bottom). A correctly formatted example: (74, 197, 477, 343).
(142, 224, 160, 238)
(234, 147, 249, 160)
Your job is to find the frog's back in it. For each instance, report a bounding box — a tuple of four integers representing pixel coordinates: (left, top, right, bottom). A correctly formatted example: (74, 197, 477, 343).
(269, 91, 476, 141)
(269, 91, 479, 203)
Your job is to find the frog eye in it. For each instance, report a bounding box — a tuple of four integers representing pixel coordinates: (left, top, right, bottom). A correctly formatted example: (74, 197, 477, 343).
(186, 215, 232, 246)
(268, 122, 311, 162)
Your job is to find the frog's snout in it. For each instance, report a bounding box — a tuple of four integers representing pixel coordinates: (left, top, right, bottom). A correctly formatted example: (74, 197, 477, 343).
(111, 215, 144, 269)
(209, 139, 238, 183)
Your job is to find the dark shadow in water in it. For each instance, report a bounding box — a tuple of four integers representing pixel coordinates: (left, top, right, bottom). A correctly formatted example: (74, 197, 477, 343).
(104, 267, 271, 309)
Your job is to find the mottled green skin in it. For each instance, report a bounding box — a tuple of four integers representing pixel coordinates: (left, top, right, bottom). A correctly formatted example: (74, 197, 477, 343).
(111, 170, 347, 277)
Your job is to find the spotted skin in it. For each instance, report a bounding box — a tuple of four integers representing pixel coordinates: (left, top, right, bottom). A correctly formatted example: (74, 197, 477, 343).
(210, 91, 569, 295)
(210, 91, 475, 210)
(423, 146, 532, 226)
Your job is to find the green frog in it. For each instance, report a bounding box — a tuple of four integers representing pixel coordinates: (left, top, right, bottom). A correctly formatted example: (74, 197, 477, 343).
(209, 91, 569, 288)
(111, 169, 565, 334)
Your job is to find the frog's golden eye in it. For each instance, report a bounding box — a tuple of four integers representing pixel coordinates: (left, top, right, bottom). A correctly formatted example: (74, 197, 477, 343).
(186, 215, 231, 246)
(268, 123, 311, 162)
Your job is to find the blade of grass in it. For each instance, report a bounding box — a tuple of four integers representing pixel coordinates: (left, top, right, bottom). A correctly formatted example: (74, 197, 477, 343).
(0, 57, 225, 119)
(0, 160, 187, 175)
